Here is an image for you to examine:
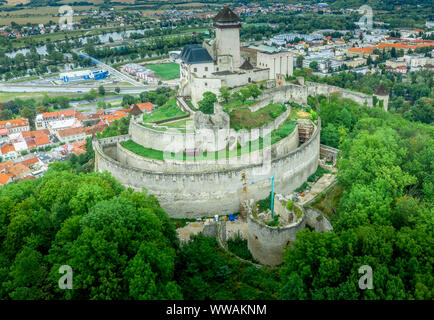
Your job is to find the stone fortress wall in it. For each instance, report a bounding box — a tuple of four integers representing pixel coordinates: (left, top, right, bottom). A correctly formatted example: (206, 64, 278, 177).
(135, 107, 291, 153)
(220, 77, 386, 111)
(256, 81, 381, 109)
(116, 123, 299, 173)
(93, 117, 321, 218)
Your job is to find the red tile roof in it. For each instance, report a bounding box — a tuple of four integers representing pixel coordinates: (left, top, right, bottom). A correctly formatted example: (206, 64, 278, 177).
(42, 110, 80, 119)
(26, 139, 37, 150)
(57, 127, 85, 138)
(21, 157, 39, 167)
(5, 163, 30, 178)
(22, 130, 50, 139)
(0, 173, 12, 185)
(349, 41, 434, 55)
(135, 102, 153, 111)
(0, 118, 29, 129)
(0, 160, 14, 172)
(1, 144, 15, 154)
(100, 110, 128, 125)
(35, 135, 51, 146)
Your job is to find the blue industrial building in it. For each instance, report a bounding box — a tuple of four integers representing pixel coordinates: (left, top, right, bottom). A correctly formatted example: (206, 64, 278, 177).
(60, 69, 110, 83)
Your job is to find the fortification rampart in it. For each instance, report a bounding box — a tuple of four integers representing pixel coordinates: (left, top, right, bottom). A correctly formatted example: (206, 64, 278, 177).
(94, 120, 320, 218)
(255, 81, 378, 109)
(115, 124, 299, 173)
(130, 108, 291, 153)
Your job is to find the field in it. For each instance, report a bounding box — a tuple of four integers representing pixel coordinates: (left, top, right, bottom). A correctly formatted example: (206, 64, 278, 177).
(146, 63, 180, 80)
(0, 91, 82, 102)
(142, 98, 187, 123)
(5, 0, 29, 5)
(0, 6, 91, 25)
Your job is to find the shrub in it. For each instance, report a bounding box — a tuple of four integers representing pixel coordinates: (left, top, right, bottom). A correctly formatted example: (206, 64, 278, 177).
(294, 206, 303, 219)
(286, 200, 293, 211)
(227, 235, 255, 262)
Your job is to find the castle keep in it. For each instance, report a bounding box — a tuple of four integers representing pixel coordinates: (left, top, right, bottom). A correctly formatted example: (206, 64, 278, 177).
(179, 7, 293, 106)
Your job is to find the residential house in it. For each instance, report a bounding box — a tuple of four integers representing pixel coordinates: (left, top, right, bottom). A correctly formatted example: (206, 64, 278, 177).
(0, 118, 30, 134)
(56, 127, 86, 143)
(0, 129, 8, 144)
(345, 57, 367, 68)
(133, 102, 153, 113)
(0, 173, 12, 186)
(35, 110, 82, 130)
(100, 110, 129, 125)
(1, 144, 17, 160)
(22, 130, 52, 150)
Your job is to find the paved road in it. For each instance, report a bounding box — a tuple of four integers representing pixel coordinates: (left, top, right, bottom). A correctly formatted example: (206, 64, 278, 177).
(0, 84, 148, 94)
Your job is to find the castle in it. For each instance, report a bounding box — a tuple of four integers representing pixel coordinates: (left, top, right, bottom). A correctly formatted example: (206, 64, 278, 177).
(93, 7, 390, 219)
(179, 7, 293, 106)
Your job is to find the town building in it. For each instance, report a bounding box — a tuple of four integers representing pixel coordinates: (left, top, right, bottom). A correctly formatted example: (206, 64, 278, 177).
(59, 69, 109, 82)
(123, 64, 158, 82)
(35, 110, 81, 130)
(0, 118, 30, 134)
(0, 173, 12, 186)
(0, 144, 17, 160)
(344, 57, 367, 68)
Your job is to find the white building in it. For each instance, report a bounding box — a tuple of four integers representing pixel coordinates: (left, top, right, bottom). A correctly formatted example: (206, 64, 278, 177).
(0, 118, 30, 134)
(123, 63, 158, 82)
(47, 119, 82, 135)
(179, 7, 293, 105)
(35, 110, 79, 130)
(403, 53, 434, 67)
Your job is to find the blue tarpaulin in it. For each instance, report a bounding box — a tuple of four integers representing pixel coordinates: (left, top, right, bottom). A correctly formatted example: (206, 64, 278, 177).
(229, 214, 238, 221)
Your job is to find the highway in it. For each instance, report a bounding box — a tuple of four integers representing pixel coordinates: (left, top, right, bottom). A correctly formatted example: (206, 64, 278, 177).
(0, 84, 148, 94)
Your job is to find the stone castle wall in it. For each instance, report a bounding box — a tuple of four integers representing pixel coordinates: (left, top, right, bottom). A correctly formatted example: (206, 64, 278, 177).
(94, 120, 320, 218)
(116, 123, 299, 173)
(131, 107, 291, 153)
(256, 81, 379, 109)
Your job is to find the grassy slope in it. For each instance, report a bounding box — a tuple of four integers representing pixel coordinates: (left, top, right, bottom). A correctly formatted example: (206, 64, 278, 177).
(229, 103, 287, 131)
(142, 98, 187, 123)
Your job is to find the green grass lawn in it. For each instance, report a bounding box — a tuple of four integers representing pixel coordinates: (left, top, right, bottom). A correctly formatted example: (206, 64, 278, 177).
(121, 137, 269, 162)
(0, 91, 86, 102)
(271, 119, 297, 144)
(142, 98, 187, 123)
(222, 99, 258, 112)
(146, 63, 180, 80)
(229, 103, 287, 131)
(165, 119, 192, 129)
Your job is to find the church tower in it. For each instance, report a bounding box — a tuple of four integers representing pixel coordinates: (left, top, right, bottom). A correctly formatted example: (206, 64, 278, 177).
(213, 7, 242, 72)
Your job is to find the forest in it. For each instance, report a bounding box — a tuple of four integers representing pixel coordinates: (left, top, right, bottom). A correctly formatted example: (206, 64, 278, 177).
(305, 69, 434, 127)
(0, 93, 432, 300)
